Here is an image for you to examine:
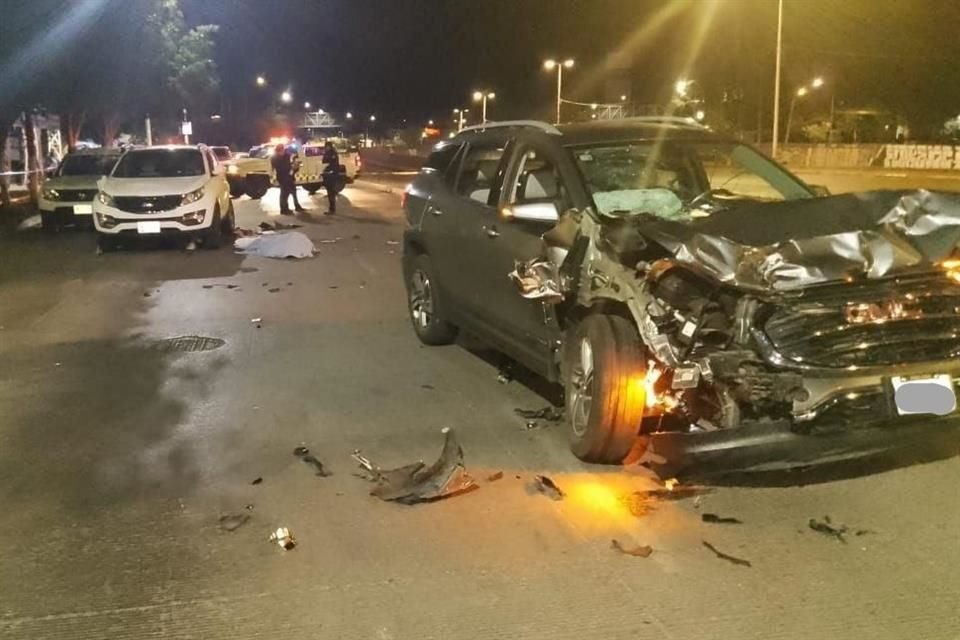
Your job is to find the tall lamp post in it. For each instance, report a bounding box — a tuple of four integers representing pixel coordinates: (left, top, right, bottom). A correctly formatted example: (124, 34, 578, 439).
(543, 58, 574, 125)
(453, 107, 469, 131)
(472, 90, 495, 123)
(772, 0, 784, 157)
(784, 76, 823, 144)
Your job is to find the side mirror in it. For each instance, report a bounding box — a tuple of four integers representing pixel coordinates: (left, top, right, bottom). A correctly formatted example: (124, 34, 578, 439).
(505, 202, 559, 223)
(809, 184, 830, 197)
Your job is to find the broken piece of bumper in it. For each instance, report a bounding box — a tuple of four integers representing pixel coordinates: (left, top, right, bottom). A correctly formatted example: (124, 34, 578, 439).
(647, 413, 960, 479)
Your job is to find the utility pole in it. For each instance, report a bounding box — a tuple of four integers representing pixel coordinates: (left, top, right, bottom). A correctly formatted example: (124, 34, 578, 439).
(771, 0, 783, 158)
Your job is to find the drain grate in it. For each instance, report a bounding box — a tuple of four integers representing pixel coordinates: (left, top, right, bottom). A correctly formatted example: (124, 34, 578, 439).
(155, 336, 225, 353)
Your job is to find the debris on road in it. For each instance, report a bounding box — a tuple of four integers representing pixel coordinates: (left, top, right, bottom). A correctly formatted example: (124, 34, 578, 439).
(328, 285, 339, 289)
(259, 221, 301, 231)
(611, 539, 653, 558)
(420, 384, 435, 390)
(218, 514, 251, 532)
(486, 471, 504, 482)
(621, 483, 712, 517)
(496, 365, 515, 384)
(386, 240, 400, 245)
(531, 474, 565, 501)
(17, 214, 42, 230)
(268, 287, 282, 293)
(269, 527, 296, 550)
(318, 238, 340, 244)
(143, 291, 151, 297)
(808, 516, 851, 543)
(515, 405, 564, 429)
(234, 232, 315, 259)
(702, 540, 752, 567)
(186, 240, 197, 251)
(293, 446, 332, 477)
(354, 428, 477, 505)
(250, 317, 262, 323)
(251, 477, 263, 485)
(702, 513, 743, 525)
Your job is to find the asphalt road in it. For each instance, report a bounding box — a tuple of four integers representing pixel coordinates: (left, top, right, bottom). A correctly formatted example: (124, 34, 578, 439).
(1, 180, 959, 640)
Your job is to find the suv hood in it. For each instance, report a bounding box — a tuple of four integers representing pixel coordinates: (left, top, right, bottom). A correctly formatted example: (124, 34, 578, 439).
(619, 190, 960, 292)
(98, 176, 208, 197)
(44, 175, 105, 190)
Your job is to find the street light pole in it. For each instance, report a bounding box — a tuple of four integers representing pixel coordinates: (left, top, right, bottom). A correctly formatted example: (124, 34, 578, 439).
(771, 0, 783, 158)
(472, 91, 495, 123)
(543, 59, 574, 125)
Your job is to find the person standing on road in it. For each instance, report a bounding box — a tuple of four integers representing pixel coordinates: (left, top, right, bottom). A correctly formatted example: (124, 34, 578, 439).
(321, 141, 341, 215)
(271, 143, 305, 215)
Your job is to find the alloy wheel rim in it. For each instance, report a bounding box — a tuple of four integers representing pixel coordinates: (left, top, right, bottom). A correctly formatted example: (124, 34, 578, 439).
(570, 337, 594, 437)
(410, 270, 433, 330)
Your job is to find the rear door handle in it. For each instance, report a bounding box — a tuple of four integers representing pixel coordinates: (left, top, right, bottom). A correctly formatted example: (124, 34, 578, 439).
(484, 225, 500, 238)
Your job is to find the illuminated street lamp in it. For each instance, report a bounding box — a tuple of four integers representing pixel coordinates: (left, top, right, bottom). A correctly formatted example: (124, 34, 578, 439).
(453, 107, 470, 131)
(255, 75, 266, 87)
(369, 114, 376, 122)
(675, 78, 693, 97)
(304, 101, 311, 110)
(620, 95, 627, 102)
(345, 112, 353, 119)
(428, 119, 434, 126)
(280, 90, 292, 104)
(543, 58, 574, 125)
(785, 78, 824, 144)
(694, 109, 706, 122)
(472, 90, 495, 123)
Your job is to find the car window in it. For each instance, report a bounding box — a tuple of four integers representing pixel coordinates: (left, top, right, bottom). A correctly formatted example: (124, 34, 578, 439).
(698, 143, 810, 201)
(112, 149, 206, 178)
(507, 148, 567, 207)
(455, 142, 507, 205)
(58, 154, 121, 176)
(212, 147, 232, 161)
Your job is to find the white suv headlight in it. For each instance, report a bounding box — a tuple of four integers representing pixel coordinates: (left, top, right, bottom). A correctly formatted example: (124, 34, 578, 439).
(97, 191, 115, 207)
(42, 187, 60, 200)
(181, 187, 205, 206)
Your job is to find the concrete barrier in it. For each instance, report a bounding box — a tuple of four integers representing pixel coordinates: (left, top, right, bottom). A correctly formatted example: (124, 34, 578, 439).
(360, 148, 425, 172)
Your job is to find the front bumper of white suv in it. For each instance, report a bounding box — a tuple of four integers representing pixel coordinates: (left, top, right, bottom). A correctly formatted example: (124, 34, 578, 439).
(92, 191, 217, 236)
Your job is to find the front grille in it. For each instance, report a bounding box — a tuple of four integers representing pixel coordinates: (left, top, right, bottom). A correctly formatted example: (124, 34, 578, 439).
(112, 195, 183, 213)
(57, 189, 95, 201)
(763, 273, 960, 368)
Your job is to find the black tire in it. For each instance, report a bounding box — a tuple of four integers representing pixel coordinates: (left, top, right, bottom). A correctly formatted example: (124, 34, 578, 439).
(305, 183, 321, 195)
(97, 233, 120, 252)
(229, 183, 245, 199)
(563, 314, 646, 464)
(40, 213, 58, 232)
(406, 254, 457, 345)
(221, 202, 236, 235)
(245, 175, 269, 200)
(203, 208, 223, 249)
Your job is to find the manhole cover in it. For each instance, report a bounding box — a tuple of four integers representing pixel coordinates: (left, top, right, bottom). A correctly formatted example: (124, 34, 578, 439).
(155, 336, 225, 353)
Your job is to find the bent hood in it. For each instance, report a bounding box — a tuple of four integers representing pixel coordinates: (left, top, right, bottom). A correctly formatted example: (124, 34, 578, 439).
(630, 190, 960, 291)
(98, 176, 208, 197)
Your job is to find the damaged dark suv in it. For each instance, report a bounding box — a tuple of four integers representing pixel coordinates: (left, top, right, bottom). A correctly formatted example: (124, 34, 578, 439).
(402, 118, 960, 475)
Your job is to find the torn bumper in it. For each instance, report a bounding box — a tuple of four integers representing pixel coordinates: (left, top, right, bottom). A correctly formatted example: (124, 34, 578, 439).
(647, 413, 960, 478)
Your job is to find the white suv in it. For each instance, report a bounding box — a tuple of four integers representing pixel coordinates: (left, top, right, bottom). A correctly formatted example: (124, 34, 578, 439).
(93, 145, 235, 251)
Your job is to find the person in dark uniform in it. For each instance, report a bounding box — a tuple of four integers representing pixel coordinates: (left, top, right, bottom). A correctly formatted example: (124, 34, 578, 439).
(271, 143, 305, 215)
(321, 141, 341, 214)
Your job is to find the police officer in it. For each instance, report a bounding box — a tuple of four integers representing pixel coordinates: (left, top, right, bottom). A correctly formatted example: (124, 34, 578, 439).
(321, 141, 341, 215)
(271, 143, 305, 215)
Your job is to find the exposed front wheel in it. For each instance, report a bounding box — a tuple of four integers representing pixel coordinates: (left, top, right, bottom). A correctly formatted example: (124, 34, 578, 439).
(406, 255, 457, 345)
(203, 208, 224, 249)
(245, 175, 269, 200)
(563, 314, 647, 464)
(305, 183, 322, 195)
(229, 183, 245, 199)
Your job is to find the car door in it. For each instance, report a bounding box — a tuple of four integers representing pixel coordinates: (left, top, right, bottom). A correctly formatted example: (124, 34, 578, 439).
(442, 138, 512, 324)
(464, 140, 571, 372)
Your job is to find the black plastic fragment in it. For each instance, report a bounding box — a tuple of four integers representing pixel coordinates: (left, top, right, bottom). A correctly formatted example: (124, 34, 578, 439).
(702, 540, 751, 567)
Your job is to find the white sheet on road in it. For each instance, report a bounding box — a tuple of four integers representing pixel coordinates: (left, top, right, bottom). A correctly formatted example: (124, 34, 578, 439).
(234, 231, 315, 259)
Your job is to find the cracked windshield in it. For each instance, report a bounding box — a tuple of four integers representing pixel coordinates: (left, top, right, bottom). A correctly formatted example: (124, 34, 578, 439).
(2, 1, 959, 639)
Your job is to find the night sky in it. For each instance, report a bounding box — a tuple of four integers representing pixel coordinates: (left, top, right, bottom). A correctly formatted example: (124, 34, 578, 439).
(179, 0, 960, 130)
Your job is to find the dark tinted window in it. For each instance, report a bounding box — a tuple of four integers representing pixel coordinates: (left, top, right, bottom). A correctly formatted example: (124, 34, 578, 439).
(58, 154, 121, 176)
(424, 144, 460, 173)
(112, 150, 206, 178)
(455, 142, 507, 205)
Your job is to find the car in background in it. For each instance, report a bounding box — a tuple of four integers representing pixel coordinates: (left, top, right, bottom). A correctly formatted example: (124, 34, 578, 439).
(224, 142, 357, 199)
(38, 148, 123, 230)
(93, 145, 234, 251)
(210, 146, 233, 163)
(403, 118, 960, 477)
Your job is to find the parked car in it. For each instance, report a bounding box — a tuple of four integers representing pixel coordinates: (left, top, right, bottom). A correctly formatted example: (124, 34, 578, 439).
(38, 148, 123, 230)
(402, 118, 960, 476)
(223, 141, 356, 199)
(93, 145, 234, 251)
(210, 145, 233, 163)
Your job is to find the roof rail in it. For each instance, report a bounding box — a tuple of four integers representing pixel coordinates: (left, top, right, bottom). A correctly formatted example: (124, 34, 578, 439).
(459, 120, 562, 135)
(621, 116, 707, 128)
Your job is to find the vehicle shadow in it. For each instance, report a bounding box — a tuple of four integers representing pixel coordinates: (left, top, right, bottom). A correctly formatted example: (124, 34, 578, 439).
(458, 334, 564, 407)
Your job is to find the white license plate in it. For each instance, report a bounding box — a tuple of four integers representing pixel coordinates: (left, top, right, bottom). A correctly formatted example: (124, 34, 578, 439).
(136, 221, 162, 234)
(73, 204, 93, 214)
(891, 374, 956, 416)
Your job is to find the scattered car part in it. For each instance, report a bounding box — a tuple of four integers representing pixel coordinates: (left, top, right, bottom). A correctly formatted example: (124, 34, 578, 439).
(293, 446, 331, 477)
(251, 477, 263, 485)
(702, 540, 751, 567)
(808, 516, 849, 543)
(611, 539, 653, 557)
(486, 471, 504, 482)
(154, 336, 225, 353)
(508, 258, 564, 303)
(269, 527, 296, 550)
(702, 513, 742, 525)
(531, 475, 565, 501)
(358, 428, 476, 504)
